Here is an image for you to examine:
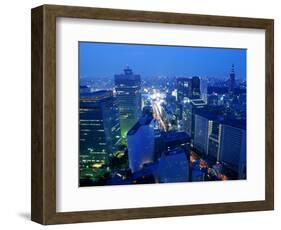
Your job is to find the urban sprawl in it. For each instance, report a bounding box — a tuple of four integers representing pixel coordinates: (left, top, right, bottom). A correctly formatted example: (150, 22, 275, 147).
(79, 65, 246, 186)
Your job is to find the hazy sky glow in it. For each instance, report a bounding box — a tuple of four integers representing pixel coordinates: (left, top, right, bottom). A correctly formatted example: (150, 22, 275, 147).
(79, 42, 246, 80)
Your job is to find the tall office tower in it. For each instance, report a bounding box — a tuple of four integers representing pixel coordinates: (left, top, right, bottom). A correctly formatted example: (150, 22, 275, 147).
(193, 114, 211, 155)
(79, 90, 122, 164)
(176, 77, 191, 103)
(127, 115, 155, 173)
(191, 76, 201, 98)
(176, 77, 201, 102)
(182, 98, 207, 138)
(219, 120, 246, 179)
(200, 77, 208, 103)
(193, 112, 219, 156)
(228, 64, 236, 94)
(115, 66, 142, 138)
(156, 148, 189, 183)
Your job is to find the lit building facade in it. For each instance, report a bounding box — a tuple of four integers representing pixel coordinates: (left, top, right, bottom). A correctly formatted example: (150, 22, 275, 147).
(79, 90, 121, 164)
(219, 121, 246, 179)
(182, 98, 207, 138)
(193, 111, 223, 157)
(115, 67, 142, 138)
(207, 121, 222, 161)
(193, 114, 212, 155)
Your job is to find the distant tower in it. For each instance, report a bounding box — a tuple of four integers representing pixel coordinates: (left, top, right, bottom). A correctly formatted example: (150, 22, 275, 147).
(228, 64, 236, 93)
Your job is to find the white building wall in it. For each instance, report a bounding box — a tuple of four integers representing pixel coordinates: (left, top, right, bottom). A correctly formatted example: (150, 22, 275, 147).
(127, 120, 155, 173)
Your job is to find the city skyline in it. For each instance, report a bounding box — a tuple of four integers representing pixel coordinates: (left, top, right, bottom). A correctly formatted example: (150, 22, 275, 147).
(79, 42, 247, 80)
(79, 43, 247, 187)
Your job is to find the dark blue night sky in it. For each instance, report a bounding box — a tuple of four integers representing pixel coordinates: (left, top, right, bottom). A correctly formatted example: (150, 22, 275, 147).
(79, 42, 246, 80)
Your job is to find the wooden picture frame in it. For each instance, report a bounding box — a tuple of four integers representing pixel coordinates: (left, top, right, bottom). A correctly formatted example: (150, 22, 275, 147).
(31, 4, 274, 225)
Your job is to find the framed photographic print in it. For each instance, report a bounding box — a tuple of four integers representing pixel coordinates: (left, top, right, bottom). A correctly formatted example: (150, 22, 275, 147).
(31, 4, 274, 225)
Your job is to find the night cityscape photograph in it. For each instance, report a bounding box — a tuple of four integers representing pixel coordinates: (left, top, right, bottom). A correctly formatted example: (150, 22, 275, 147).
(79, 42, 247, 187)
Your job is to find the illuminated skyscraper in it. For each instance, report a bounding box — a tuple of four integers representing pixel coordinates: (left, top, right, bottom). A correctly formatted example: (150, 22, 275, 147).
(115, 67, 142, 138)
(79, 90, 121, 164)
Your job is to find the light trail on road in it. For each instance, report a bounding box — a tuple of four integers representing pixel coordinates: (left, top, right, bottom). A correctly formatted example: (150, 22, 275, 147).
(152, 100, 169, 132)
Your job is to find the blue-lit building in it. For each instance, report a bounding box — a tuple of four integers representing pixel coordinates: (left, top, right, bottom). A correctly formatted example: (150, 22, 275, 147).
(219, 120, 246, 179)
(115, 67, 142, 138)
(157, 148, 189, 183)
(127, 115, 155, 173)
(191, 161, 206, 182)
(79, 90, 121, 164)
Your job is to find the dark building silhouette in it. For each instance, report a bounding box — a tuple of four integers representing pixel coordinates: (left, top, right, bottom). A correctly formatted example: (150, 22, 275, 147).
(176, 76, 201, 102)
(191, 76, 201, 98)
(154, 131, 190, 160)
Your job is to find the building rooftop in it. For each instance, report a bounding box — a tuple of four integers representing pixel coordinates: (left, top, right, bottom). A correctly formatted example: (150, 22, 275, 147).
(222, 119, 246, 130)
(163, 147, 186, 156)
(194, 109, 222, 121)
(127, 115, 154, 136)
(190, 99, 207, 106)
(80, 90, 113, 101)
(161, 131, 190, 142)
